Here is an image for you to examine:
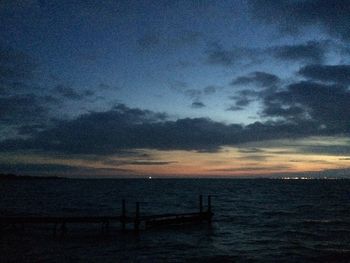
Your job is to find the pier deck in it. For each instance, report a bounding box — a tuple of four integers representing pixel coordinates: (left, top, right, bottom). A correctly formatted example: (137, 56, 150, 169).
(0, 195, 213, 233)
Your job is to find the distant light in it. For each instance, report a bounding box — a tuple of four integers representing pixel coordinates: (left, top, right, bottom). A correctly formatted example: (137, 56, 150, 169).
(148, 176, 152, 179)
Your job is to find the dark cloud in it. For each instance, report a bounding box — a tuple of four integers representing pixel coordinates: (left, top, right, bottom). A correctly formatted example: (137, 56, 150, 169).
(238, 147, 266, 153)
(54, 85, 82, 100)
(203, 85, 219, 95)
(128, 161, 177, 166)
(228, 88, 260, 110)
(0, 48, 40, 127)
(184, 86, 220, 99)
(228, 74, 350, 148)
(298, 64, 350, 84)
(262, 81, 350, 131)
(0, 163, 83, 174)
(297, 144, 350, 156)
(238, 154, 270, 161)
(101, 150, 151, 161)
(0, 103, 334, 155)
(295, 146, 350, 159)
(0, 94, 48, 126)
(0, 162, 130, 176)
(0, 47, 37, 95)
(205, 43, 258, 67)
(101, 157, 176, 166)
(98, 83, 120, 90)
(233, 89, 260, 97)
(235, 97, 253, 107)
(54, 84, 95, 100)
(138, 31, 202, 51)
(17, 124, 47, 136)
(271, 41, 327, 64)
(185, 89, 202, 100)
(206, 47, 237, 66)
(171, 82, 220, 102)
(231, 71, 280, 88)
(226, 97, 253, 111)
(0, 46, 104, 140)
(226, 105, 244, 111)
(191, 101, 206, 108)
(249, 0, 350, 41)
(0, 47, 60, 136)
(0, 95, 59, 139)
(231, 70, 350, 133)
(211, 165, 291, 173)
(262, 102, 305, 119)
(170, 80, 188, 92)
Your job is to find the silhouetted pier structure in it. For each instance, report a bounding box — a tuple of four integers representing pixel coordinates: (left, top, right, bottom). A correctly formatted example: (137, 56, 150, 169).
(0, 195, 213, 235)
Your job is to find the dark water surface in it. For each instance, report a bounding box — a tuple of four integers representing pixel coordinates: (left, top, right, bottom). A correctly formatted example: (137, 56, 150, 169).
(1, 179, 350, 262)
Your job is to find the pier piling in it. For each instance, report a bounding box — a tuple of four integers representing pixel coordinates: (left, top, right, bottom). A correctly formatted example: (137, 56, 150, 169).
(134, 202, 140, 233)
(199, 195, 203, 214)
(208, 195, 212, 223)
(121, 199, 126, 231)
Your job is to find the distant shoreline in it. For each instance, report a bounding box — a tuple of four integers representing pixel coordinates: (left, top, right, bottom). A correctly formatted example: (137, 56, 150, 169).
(0, 173, 65, 180)
(1, 173, 350, 180)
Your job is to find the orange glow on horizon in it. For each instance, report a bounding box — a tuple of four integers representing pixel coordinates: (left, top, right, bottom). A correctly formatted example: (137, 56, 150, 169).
(1, 137, 350, 177)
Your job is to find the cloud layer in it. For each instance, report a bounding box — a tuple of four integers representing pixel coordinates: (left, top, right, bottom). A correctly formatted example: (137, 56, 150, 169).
(249, 0, 350, 40)
(1, 97, 346, 155)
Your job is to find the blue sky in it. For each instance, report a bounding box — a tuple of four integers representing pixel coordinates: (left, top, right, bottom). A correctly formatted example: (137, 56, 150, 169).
(1, 0, 350, 177)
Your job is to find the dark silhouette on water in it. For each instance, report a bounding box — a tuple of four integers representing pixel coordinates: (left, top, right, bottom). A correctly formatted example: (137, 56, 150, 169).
(0, 195, 213, 235)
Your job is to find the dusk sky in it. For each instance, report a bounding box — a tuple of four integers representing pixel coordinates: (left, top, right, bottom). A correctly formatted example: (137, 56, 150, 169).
(1, 0, 350, 177)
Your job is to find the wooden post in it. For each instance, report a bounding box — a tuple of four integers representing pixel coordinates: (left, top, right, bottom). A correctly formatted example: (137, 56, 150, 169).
(134, 202, 140, 233)
(61, 222, 67, 236)
(199, 195, 203, 214)
(207, 195, 212, 223)
(121, 199, 126, 231)
(208, 195, 212, 213)
(105, 220, 109, 232)
(53, 223, 57, 236)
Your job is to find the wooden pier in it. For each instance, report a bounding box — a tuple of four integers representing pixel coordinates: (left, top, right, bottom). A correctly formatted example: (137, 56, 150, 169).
(0, 195, 213, 234)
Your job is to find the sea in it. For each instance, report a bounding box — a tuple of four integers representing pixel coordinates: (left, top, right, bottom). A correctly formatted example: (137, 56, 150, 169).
(1, 179, 350, 262)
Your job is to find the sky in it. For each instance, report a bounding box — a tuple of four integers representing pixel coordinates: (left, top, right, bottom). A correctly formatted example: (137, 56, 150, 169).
(1, 0, 350, 178)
